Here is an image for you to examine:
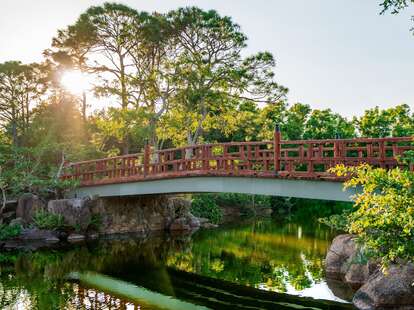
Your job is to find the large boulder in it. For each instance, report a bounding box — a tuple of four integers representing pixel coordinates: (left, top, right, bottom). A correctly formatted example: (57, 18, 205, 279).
(16, 193, 46, 225)
(47, 198, 92, 231)
(353, 263, 414, 310)
(344, 263, 370, 290)
(325, 234, 358, 279)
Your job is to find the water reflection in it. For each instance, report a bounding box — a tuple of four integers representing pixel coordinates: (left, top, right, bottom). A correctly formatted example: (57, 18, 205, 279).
(0, 219, 355, 309)
(167, 220, 341, 299)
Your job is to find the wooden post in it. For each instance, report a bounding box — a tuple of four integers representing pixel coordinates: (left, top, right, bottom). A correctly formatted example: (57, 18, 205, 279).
(274, 124, 281, 173)
(144, 140, 150, 177)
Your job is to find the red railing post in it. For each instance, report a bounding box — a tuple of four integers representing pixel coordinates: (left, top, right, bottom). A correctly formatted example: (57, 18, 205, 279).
(144, 141, 150, 177)
(274, 124, 281, 173)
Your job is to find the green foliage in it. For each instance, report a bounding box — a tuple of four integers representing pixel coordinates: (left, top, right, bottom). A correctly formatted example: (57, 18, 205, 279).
(318, 210, 351, 231)
(331, 164, 414, 267)
(355, 104, 414, 137)
(0, 224, 22, 241)
(0, 144, 79, 199)
(88, 214, 102, 232)
(380, 0, 413, 14)
(32, 210, 65, 230)
(191, 194, 223, 224)
(400, 150, 414, 165)
(303, 109, 355, 139)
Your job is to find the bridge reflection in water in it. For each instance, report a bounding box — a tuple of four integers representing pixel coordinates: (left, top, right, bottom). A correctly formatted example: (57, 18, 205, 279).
(69, 268, 354, 310)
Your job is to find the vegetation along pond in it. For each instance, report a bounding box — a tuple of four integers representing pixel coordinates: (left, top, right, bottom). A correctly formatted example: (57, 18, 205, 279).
(0, 217, 356, 309)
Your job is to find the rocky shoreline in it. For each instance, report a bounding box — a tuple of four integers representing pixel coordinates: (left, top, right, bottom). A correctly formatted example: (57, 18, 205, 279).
(325, 234, 414, 310)
(0, 193, 217, 251)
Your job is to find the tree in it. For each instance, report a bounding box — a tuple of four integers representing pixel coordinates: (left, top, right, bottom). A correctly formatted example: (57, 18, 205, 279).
(90, 107, 150, 156)
(165, 8, 287, 150)
(303, 109, 355, 139)
(380, 0, 414, 14)
(52, 4, 182, 153)
(355, 104, 414, 137)
(282, 103, 311, 140)
(51, 3, 145, 154)
(0, 61, 47, 146)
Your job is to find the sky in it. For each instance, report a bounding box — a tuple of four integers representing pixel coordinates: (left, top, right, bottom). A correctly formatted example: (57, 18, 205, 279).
(0, 0, 413, 117)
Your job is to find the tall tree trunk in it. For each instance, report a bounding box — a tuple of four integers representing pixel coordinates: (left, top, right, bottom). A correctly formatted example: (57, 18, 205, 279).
(82, 91, 87, 123)
(119, 54, 130, 155)
(11, 104, 18, 147)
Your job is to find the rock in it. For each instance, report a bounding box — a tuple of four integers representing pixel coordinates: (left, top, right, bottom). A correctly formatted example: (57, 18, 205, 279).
(169, 217, 191, 231)
(325, 234, 358, 280)
(198, 217, 210, 224)
(326, 278, 355, 302)
(344, 259, 380, 290)
(45, 236, 60, 243)
(170, 197, 192, 217)
(344, 263, 370, 290)
(9, 217, 24, 227)
(67, 233, 85, 242)
(187, 213, 200, 228)
(16, 193, 46, 225)
(20, 228, 57, 241)
(202, 222, 219, 229)
(87, 233, 99, 240)
(48, 198, 92, 231)
(353, 263, 414, 310)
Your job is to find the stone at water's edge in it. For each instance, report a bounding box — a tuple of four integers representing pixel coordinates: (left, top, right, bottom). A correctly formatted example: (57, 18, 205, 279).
(325, 234, 358, 279)
(19, 228, 59, 240)
(16, 193, 46, 225)
(325, 234, 414, 309)
(353, 263, 414, 310)
(48, 198, 92, 231)
(67, 233, 86, 243)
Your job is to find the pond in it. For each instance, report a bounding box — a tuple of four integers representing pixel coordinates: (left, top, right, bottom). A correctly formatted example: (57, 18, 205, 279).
(0, 218, 355, 309)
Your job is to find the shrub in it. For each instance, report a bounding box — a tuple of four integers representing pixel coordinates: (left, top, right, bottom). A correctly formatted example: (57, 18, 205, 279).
(88, 214, 102, 231)
(0, 224, 22, 240)
(32, 210, 65, 230)
(331, 163, 414, 268)
(191, 194, 223, 224)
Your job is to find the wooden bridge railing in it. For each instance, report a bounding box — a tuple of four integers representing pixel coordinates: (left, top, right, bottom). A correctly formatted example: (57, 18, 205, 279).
(62, 130, 414, 186)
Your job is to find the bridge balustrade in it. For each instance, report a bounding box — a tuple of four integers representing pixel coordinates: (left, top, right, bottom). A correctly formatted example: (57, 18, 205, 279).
(62, 134, 414, 186)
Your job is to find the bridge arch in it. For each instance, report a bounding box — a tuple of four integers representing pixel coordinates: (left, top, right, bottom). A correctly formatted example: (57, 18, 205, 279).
(71, 176, 355, 202)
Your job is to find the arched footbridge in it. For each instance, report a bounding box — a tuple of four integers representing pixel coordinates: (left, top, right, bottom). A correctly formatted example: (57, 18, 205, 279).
(63, 132, 413, 202)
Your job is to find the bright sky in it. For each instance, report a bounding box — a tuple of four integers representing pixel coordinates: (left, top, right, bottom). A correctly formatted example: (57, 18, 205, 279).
(0, 0, 413, 117)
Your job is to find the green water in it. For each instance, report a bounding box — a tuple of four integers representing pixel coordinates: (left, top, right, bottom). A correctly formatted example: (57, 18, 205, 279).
(0, 218, 355, 309)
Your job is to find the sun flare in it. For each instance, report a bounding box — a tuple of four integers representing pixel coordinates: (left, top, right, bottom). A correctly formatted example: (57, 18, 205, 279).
(60, 70, 90, 95)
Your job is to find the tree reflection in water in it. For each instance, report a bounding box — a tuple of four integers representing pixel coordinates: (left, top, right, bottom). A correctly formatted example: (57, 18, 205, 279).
(167, 220, 334, 294)
(0, 219, 352, 309)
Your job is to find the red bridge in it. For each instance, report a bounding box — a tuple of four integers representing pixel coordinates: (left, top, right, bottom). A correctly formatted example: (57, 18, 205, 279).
(63, 130, 413, 188)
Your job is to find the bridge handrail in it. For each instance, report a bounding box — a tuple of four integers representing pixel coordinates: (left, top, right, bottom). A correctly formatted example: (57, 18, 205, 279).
(62, 135, 414, 186)
(65, 153, 144, 167)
